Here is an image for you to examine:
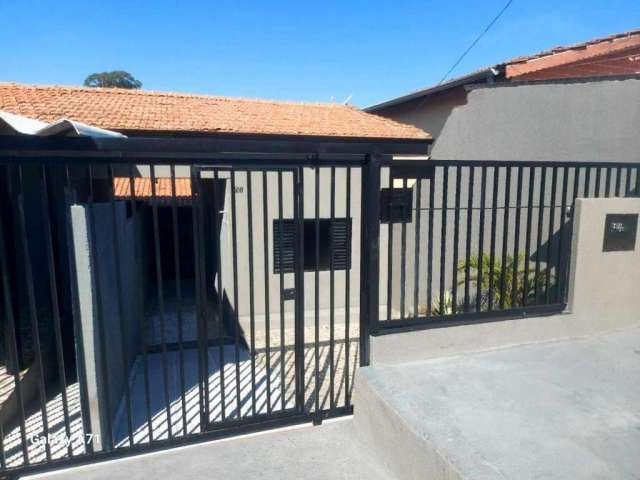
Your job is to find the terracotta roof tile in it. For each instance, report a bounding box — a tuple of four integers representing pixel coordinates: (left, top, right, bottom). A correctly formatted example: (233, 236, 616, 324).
(0, 83, 430, 140)
(114, 177, 192, 199)
(505, 29, 640, 79)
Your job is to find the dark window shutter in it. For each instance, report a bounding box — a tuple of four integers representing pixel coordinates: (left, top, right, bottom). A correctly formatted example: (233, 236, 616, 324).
(273, 217, 352, 273)
(330, 218, 352, 270)
(273, 219, 296, 274)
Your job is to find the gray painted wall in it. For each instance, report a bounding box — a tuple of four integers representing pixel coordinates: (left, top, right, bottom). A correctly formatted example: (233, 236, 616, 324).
(375, 77, 640, 315)
(218, 167, 390, 330)
(376, 77, 640, 162)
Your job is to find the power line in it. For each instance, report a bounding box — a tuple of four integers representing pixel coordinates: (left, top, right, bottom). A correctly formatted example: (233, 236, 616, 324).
(438, 0, 515, 84)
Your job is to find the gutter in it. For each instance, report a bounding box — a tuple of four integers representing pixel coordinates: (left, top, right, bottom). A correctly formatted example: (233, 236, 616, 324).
(364, 65, 504, 112)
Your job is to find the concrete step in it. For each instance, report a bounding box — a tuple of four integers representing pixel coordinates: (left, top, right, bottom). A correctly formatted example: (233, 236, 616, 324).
(352, 327, 640, 480)
(24, 418, 395, 480)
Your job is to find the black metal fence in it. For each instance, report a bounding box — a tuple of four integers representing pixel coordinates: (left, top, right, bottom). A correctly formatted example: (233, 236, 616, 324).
(0, 157, 638, 478)
(0, 159, 365, 478)
(377, 160, 640, 331)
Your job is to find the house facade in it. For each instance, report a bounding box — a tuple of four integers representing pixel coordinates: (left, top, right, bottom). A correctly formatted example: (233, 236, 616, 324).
(367, 29, 640, 162)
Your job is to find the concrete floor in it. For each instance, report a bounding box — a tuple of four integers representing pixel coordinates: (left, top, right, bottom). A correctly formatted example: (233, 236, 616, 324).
(1, 380, 85, 468)
(356, 326, 640, 479)
(111, 338, 359, 446)
(25, 418, 394, 480)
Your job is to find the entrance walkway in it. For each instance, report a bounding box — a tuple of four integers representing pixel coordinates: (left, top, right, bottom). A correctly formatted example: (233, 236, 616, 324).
(112, 338, 359, 446)
(355, 327, 640, 479)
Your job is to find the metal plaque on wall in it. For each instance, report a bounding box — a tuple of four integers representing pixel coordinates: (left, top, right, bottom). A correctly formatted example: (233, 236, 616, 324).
(602, 213, 638, 252)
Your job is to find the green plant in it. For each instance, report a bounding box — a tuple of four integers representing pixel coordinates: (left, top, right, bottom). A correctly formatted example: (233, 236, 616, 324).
(457, 252, 551, 310)
(431, 290, 455, 315)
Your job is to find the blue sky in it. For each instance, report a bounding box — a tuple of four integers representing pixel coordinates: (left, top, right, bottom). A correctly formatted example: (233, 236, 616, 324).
(1, 0, 638, 107)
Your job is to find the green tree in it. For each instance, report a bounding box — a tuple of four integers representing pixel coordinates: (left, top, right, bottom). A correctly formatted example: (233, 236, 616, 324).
(83, 71, 142, 89)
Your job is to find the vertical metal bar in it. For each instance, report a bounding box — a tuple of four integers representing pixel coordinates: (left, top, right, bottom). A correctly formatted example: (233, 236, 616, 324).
(399, 178, 408, 320)
(451, 167, 462, 315)
(329, 167, 336, 409)
(211, 170, 226, 424)
(230, 170, 242, 416)
(0, 197, 29, 464)
(439, 167, 448, 314)
(426, 170, 435, 316)
(523, 167, 536, 307)
(38, 166, 73, 457)
(635, 166, 640, 197)
(359, 154, 381, 366)
(344, 167, 352, 406)
(293, 167, 305, 414)
(106, 165, 134, 447)
(85, 166, 113, 451)
(499, 166, 512, 309)
(594, 167, 601, 197)
(276, 171, 286, 409)
(189, 167, 206, 432)
(615, 166, 622, 196)
(412, 179, 422, 319)
(246, 172, 257, 416)
(464, 166, 474, 312)
(314, 167, 320, 414)
(261, 171, 272, 415)
(625, 167, 632, 196)
(0, 424, 5, 469)
(196, 174, 210, 426)
(511, 167, 524, 308)
(149, 165, 173, 440)
(583, 167, 591, 198)
(169, 165, 188, 434)
(476, 167, 487, 312)
(605, 167, 612, 197)
(386, 173, 394, 322)
(534, 166, 546, 304)
(487, 167, 499, 311)
(16, 166, 52, 460)
(556, 167, 569, 302)
(545, 167, 558, 303)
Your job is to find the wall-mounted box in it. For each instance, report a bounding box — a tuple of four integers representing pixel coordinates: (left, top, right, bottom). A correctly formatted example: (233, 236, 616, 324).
(602, 213, 638, 252)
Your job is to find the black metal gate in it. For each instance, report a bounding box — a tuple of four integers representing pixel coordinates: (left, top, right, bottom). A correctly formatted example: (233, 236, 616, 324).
(0, 158, 363, 478)
(189, 165, 307, 431)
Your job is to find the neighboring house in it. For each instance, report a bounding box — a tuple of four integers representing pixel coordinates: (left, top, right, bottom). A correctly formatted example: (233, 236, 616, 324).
(366, 29, 640, 315)
(367, 28, 640, 162)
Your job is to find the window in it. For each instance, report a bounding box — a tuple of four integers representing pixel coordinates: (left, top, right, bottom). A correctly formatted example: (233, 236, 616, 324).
(380, 188, 413, 223)
(273, 218, 352, 273)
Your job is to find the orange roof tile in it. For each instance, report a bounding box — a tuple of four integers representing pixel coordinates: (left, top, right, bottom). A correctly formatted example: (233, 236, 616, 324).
(114, 177, 192, 199)
(0, 83, 430, 140)
(505, 29, 640, 79)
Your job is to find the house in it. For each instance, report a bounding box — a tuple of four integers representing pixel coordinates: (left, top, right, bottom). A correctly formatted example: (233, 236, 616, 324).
(0, 82, 430, 456)
(366, 28, 640, 162)
(365, 30, 640, 317)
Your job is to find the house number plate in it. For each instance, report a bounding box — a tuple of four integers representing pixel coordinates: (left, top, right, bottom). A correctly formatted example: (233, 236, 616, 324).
(602, 213, 638, 252)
